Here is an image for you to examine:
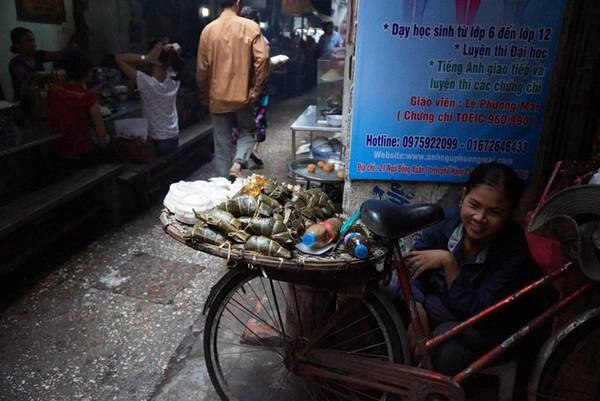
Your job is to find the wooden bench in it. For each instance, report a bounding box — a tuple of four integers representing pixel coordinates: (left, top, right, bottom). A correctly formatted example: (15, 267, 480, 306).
(116, 121, 213, 222)
(0, 163, 122, 271)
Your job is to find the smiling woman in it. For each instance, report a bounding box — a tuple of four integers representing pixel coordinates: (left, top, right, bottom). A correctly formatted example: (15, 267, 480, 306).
(400, 162, 539, 376)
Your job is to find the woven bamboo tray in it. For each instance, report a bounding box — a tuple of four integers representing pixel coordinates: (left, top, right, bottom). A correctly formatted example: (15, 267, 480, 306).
(160, 210, 387, 272)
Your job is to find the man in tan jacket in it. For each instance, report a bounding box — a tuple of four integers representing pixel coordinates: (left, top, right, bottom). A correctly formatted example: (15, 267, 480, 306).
(197, 0, 270, 180)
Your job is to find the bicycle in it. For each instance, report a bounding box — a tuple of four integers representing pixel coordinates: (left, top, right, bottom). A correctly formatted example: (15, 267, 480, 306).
(161, 186, 600, 401)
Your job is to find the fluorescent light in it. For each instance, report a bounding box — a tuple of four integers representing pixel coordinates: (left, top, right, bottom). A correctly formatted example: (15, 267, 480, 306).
(199, 7, 210, 18)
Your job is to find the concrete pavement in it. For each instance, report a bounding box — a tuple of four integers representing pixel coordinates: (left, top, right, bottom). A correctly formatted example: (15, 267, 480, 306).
(0, 94, 313, 401)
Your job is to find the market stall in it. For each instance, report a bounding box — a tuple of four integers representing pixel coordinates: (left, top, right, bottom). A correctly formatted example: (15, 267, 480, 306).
(289, 105, 340, 160)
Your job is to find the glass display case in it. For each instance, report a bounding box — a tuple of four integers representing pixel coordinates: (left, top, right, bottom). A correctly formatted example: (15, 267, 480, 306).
(316, 58, 345, 123)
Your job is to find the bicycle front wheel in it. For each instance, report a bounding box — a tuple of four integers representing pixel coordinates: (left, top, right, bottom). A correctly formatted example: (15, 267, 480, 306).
(204, 269, 405, 401)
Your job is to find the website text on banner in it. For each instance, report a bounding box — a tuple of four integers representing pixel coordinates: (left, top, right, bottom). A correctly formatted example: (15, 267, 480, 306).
(349, 0, 567, 182)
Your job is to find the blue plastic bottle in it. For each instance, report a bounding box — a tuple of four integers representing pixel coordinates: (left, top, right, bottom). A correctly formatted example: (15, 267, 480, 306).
(344, 232, 370, 259)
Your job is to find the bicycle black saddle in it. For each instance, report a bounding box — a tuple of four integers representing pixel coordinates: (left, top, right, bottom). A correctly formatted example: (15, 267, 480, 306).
(360, 200, 444, 239)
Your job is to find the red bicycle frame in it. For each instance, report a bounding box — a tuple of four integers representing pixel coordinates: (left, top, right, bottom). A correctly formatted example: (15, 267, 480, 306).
(391, 240, 595, 383)
(294, 240, 596, 401)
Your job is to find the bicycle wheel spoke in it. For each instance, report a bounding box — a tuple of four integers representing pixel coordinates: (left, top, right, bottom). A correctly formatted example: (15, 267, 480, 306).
(231, 286, 281, 334)
(259, 277, 280, 330)
(291, 284, 305, 337)
(330, 327, 382, 349)
(229, 286, 270, 325)
(315, 381, 346, 401)
(217, 348, 283, 356)
(246, 280, 278, 326)
(223, 305, 285, 358)
(274, 365, 289, 387)
(278, 369, 292, 385)
(276, 280, 290, 309)
(215, 320, 286, 351)
(347, 341, 389, 355)
(269, 278, 287, 338)
(228, 297, 283, 336)
(223, 303, 283, 343)
(312, 380, 326, 401)
(218, 316, 285, 352)
(313, 381, 335, 401)
(214, 321, 273, 342)
(323, 313, 372, 341)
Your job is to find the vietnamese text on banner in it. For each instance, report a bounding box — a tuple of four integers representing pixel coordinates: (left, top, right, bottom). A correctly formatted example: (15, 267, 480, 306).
(349, 0, 567, 182)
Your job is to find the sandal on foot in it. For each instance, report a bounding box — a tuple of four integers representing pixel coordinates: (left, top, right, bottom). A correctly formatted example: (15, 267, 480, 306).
(228, 169, 243, 180)
(250, 152, 264, 166)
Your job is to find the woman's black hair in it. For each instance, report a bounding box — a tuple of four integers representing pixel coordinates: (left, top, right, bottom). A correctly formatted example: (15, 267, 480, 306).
(148, 37, 169, 51)
(148, 38, 184, 81)
(161, 47, 184, 81)
(64, 51, 92, 81)
(240, 6, 260, 24)
(464, 162, 525, 209)
(10, 27, 32, 54)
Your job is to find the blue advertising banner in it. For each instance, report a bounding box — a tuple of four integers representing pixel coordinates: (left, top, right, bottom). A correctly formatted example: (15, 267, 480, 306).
(349, 0, 567, 182)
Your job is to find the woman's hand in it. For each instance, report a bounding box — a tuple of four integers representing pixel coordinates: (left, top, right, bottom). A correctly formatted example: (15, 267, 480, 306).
(163, 42, 181, 55)
(248, 88, 260, 104)
(406, 249, 461, 288)
(405, 250, 453, 279)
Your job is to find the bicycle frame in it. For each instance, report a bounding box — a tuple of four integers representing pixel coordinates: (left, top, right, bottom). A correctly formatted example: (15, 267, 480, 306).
(294, 239, 597, 401)
(390, 240, 595, 383)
